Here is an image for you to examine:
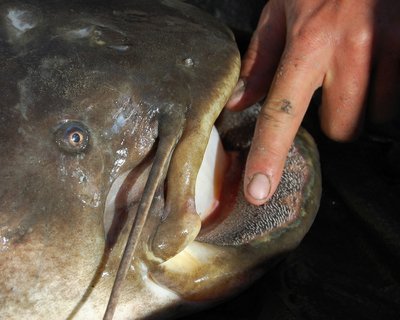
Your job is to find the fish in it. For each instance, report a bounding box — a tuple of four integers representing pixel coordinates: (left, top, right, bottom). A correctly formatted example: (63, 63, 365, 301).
(0, 0, 321, 319)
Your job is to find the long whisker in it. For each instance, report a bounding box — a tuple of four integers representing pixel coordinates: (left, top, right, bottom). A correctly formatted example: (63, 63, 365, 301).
(103, 131, 181, 320)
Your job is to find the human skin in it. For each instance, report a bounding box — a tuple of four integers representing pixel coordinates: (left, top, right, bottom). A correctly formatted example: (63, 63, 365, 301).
(226, 0, 400, 205)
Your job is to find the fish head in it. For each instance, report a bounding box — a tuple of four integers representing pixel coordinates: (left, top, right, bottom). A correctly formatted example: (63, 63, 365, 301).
(0, 1, 321, 319)
(0, 0, 240, 317)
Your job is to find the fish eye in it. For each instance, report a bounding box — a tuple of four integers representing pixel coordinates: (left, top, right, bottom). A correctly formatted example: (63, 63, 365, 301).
(54, 121, 90, 154)
(69, 131, 83, 145)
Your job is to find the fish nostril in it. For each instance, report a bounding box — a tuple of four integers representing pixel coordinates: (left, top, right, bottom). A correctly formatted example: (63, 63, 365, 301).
(183, 57, 194, 67)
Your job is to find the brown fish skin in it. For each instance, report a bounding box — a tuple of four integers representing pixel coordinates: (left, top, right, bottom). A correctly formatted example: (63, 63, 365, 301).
(0, 1, 320, 319)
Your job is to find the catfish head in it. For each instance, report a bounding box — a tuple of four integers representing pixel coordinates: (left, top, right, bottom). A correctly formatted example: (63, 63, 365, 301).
(0, 1, 321, 319)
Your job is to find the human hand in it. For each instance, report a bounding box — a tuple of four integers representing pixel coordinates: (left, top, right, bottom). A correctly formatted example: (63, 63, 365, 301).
(226, 0, 400, 205)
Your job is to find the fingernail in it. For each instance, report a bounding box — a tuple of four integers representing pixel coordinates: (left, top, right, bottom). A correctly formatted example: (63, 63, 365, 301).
(227, 78, 246, 105)
(247, 173, 271, 201)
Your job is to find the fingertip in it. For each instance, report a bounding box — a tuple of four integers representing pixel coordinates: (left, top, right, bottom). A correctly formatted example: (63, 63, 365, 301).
(244, 146, 286, 206)
(245, 172, 272, 205)
(226, 78, 247, 110)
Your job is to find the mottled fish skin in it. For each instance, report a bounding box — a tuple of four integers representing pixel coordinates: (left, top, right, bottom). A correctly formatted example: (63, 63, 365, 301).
(0, 0, 320, 319)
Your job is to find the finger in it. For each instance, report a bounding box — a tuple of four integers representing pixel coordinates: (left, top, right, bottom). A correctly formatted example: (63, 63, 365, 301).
(244, 45, 326, 205)
(320, 30, 373, 141)
(226, 0, 286, 110)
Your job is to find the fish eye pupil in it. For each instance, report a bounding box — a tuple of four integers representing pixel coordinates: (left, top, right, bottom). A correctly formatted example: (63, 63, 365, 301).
(71, 132, 81, 143)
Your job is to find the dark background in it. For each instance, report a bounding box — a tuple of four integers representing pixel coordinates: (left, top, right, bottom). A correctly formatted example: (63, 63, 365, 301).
(182, 1, 400, 319)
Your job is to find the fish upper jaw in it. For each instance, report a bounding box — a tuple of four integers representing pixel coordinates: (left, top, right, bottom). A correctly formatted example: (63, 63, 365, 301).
(102, 126, 229, 256)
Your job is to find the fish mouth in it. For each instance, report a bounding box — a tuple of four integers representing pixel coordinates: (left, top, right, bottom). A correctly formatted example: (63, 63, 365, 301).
(103, 126, 236, 250)
(100, 125, 236, 318)
(194, 126, 242, 233)
(101, 120, 321, 314)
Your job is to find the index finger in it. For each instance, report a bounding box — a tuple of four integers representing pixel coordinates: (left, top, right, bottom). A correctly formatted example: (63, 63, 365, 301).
(245, 45, 326, 205)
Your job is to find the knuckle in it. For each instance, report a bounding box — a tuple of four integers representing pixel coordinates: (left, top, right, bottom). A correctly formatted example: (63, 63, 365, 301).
(258, 108, 283, 129)
(290, 23, 328, 52)
(344, 27, 373, 52)
(250, 142, 286, 166)
(289, 9, 333, 52)
(265, 145, 286, 162)
(259, 100, 296, 125)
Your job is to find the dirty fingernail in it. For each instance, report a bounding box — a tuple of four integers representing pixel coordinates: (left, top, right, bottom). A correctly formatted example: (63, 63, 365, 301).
(247, 173, 271, 201)
(227, 78, 246, 105)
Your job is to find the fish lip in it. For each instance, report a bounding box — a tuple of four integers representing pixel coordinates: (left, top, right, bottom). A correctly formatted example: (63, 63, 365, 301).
(103, 126, 235, 249)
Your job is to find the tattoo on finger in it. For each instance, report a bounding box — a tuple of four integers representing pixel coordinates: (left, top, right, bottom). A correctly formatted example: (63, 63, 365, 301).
(280, 99, 293, 114)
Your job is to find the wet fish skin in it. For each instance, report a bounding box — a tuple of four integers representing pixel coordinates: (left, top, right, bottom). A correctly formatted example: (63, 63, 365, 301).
(0, 1, 240, 319)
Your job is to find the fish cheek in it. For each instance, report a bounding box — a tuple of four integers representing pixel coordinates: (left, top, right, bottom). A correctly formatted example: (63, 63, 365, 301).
(52, 122, 103, 205)
(0, 129, 105, 279)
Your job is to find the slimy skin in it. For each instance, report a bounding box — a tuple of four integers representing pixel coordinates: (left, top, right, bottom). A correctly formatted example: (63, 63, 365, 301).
(0, 1, 320, 319)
